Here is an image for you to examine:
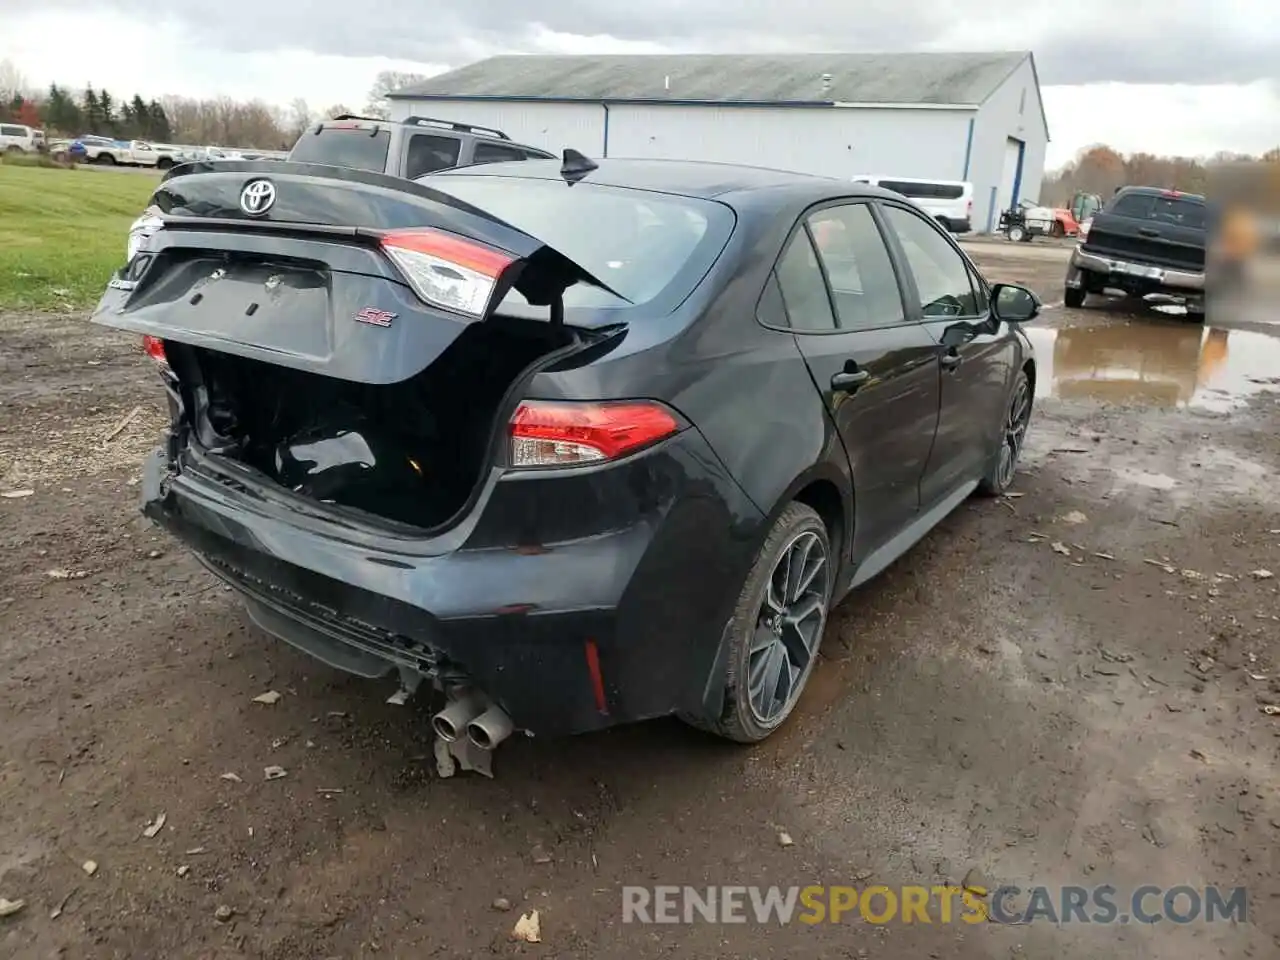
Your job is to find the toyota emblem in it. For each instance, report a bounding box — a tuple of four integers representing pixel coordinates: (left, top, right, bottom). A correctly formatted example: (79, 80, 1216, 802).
(239, 179, 276, 216)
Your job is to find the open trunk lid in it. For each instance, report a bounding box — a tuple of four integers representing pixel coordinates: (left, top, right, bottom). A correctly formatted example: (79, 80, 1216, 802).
(91, 160, 620, 384)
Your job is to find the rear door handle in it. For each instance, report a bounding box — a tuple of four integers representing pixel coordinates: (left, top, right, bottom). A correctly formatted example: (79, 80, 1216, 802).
(1138, 227, 1160, 238)
(940, 351, 962, 370)
(831, 369, 870, 392)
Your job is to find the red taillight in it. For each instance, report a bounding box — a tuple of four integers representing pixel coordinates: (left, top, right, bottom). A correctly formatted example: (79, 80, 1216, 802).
(509, 400, 681, 468)
(142, 335, 167, 365)
(380, 228, 516, 317)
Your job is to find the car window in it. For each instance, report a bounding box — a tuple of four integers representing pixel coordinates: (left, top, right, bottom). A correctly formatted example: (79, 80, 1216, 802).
(288, 126, 392, 172)
(1108, 193, 1206, 229)
(775, 230, 838, 332)
(881, 206, 981, 318)
(471, 142, 530, 165)
(756, 272, 789, 328)
(808, 204, 905, 330)
(1, 125, 25, 137)
(426, 174, 731, 311)
(405, 134, 461, 178)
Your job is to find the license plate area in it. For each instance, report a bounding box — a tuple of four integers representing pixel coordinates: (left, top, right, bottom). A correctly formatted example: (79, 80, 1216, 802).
(167, 259, 333, 359)
(1112, 262, 1164, 280)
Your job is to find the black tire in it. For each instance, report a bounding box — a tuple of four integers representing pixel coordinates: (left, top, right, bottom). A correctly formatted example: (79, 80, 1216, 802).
(94, 153, 116, 165)
(156, 157, 173, 170)
(1064, 285, 1086, 309)
(934, 216, 953, 233)
(4, 145, 20, 155)
(977, 368, 1033, 497)
(683, 501, 834, 743)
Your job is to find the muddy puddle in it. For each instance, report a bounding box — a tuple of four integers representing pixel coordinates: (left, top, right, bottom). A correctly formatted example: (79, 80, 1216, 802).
(1023, 319, 1280, 411)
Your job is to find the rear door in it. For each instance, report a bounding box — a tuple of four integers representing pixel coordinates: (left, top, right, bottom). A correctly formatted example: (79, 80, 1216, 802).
(878, 202, 1014, 506)
(773, 201, 941, 557)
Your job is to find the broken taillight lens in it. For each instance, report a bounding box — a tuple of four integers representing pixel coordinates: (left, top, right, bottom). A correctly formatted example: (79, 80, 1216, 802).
(509, 400, 682, 468)
(380, 228, 515, 318)
(142, 335, 167, 365)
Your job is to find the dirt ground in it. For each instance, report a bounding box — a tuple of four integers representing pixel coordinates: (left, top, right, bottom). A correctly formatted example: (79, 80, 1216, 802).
(2, 241, 1278, 959)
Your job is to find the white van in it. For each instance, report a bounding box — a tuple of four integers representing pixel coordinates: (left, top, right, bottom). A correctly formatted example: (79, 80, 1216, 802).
(0, 123, 39, 154)
(851, 176, 973, 234)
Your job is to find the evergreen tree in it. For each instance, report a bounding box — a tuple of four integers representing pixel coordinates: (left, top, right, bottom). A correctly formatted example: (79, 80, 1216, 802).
(83, 86, 101, 134)
(148, 100, 171, 141)
(131, 94, 150, 138)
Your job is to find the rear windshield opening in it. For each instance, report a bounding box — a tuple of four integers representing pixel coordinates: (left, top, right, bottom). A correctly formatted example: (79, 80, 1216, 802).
(288, 127, 391, 173)
(1110, 193, 1207, 230)
(423, 174, 735, 313)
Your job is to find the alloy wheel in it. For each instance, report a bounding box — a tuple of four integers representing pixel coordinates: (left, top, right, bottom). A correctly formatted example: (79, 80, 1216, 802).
(746, 530, 830, 725)
(997, 377, 1032, 488)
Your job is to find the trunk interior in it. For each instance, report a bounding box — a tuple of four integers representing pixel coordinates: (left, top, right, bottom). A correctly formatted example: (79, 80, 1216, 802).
(169, 316, 574, 531)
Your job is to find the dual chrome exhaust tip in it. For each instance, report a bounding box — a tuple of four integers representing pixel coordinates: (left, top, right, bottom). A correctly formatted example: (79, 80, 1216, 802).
(431, 692, 514, 752)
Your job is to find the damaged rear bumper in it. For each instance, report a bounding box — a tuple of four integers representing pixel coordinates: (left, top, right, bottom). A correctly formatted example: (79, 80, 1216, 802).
(141, 432, 763, 737)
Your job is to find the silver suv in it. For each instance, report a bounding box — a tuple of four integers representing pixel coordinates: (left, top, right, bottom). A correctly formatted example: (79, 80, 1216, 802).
(286, 114, 555, 179)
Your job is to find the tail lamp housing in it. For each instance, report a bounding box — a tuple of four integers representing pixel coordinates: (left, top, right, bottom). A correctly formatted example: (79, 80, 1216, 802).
(380, 228, 515, 318)
(508, 400, 683, 468)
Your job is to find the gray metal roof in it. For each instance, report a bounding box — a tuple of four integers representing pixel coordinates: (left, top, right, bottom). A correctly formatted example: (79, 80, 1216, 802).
(389, 52, 1031, 106)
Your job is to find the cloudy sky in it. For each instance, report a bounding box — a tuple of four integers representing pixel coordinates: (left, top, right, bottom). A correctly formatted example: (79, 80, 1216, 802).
(1, 0, 1276, 168)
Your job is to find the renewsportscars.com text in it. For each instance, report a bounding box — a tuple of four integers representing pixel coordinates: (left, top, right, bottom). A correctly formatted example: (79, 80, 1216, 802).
(622, 884, 1247, 926)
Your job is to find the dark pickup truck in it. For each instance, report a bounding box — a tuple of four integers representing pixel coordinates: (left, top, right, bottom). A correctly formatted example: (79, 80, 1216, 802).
(1064, 186, 1206, 317)
(287, 114, 555, 179)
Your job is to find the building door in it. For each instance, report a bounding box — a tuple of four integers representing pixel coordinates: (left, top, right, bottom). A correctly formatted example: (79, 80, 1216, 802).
(995, 138, 1024, 222)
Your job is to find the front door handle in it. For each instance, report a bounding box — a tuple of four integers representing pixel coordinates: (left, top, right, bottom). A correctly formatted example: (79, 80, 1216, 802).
(940, 351, 962, 370)
(831, 369, 870, 392)
(1138, 227, 1160, 238)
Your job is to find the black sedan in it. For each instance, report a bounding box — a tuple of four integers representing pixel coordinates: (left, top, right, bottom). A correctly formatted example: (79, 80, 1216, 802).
(93, 154, 1039, 751)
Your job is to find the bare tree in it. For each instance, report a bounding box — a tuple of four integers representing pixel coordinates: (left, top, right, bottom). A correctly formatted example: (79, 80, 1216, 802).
(0, 58, 30, 101)
(364, 70, 428, 118)
(288, 97, 313, 140)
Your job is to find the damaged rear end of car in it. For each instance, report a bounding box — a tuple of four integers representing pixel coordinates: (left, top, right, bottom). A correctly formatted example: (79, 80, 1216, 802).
(94, 159, 755, 764)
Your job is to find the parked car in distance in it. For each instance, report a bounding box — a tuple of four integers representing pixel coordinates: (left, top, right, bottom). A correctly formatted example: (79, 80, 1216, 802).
(287, 114, 555, 178)
(93, 156, 1040, 745)
(0, 123, 40, 153)
(1065, 186, 1206, 316)
(851, 175, 974, 234)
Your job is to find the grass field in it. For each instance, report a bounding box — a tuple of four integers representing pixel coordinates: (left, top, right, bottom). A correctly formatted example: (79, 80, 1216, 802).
(0, 165, 159, 310)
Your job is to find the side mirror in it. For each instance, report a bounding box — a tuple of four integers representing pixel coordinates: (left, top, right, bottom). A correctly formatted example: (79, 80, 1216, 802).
(991, 283, 1041, 323)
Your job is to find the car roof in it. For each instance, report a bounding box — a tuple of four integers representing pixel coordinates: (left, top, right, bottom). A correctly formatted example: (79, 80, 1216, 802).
(1117, 185, 1206, 202)
(433, 157, 893, 206)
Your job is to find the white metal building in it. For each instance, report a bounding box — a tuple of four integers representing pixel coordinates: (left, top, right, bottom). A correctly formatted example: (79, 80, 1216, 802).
(388, 52, 1050, 234)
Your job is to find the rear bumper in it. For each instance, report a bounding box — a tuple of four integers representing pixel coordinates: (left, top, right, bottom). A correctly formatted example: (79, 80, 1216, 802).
(141, 430, 764, 737)
(1068, 246, 1205, 293)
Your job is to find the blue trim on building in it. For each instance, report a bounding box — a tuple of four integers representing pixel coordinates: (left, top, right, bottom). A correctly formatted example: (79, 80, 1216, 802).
(1011, 138, 1025, 205)
(601, 103, 610, 157)
(986, 186, 998, 233)
(962, 117, 975, 180)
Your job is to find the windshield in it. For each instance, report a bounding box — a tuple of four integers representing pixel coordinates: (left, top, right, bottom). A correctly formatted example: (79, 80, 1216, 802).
(289, 127, 391, 173)
(424, 174, 735, 312)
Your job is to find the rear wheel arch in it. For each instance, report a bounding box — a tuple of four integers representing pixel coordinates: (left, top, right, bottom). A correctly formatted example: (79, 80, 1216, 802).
(765, 461, 854, 576)
(792, 478, 846, 566)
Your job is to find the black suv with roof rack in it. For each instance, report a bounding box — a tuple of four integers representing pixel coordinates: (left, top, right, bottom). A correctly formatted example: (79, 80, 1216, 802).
(286, 114, 556, 179)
